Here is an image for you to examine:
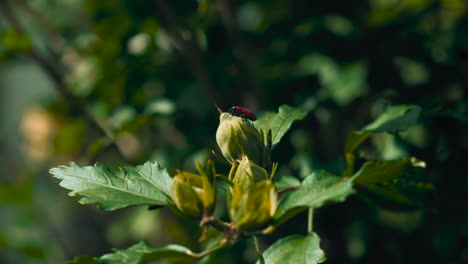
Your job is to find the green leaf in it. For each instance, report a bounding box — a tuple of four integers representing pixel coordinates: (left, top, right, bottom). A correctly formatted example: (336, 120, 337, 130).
(343, 131, 372, 176)
(274, 171, 356, 225)
(432, 107, 468, 123)
(275, 175, 300, 192)
(297, 54, 366, 106)
(254, 112, 276, 133)
(100, 241, 195, 264)
(353, 158, 431, 208)
(354, 158, 422, 186)
(50, 162, 173, 210)
(344, 105, 421, 158)
(255, 105, 308, 148)
(344, 131, 372, 154)
(365, 184, 421, 207)
(361, 105, 421, 133)
(343, 105, 422, 176)
(259, 232, 325, 264)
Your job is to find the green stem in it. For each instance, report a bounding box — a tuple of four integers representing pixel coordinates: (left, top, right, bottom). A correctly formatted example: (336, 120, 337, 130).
(307, 208, 314, 233)
(228, 163, 238, 181)
(253, 236, 265, 264)
(190, 239, 228, 259)
(216, 173, 234, 187)
(200, 216, 230, 231)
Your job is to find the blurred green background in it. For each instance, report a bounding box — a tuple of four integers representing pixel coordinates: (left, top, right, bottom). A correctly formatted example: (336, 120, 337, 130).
(0, 0, 467, 263)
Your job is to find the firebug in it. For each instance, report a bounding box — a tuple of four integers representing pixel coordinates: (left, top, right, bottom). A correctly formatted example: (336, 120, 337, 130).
(228, 106, 257, 121)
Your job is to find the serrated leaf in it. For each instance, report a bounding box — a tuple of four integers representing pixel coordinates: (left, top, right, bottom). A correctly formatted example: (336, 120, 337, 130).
(344, 105, 422, 176)
(99, 241, 195, 264)
(354, 158, 418, 186)
(259, 232, 325, 264)
(275, 175, 300, 192)
(344, 105, 421, 156)
(50, 162, 173, 210)
(354, 158, 431, 208)
(255, 105, 308, 148)
(361, 105, 421, 133)
(274, 171, 356, 225)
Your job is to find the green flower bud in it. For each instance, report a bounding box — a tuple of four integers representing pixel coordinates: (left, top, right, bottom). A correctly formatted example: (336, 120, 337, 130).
(216, 112, 266, 165)
(227, 156, 269, 210)
(232, 156, 269, 189)
(172, 170, 215, 218)
(229, 179, 277, 231)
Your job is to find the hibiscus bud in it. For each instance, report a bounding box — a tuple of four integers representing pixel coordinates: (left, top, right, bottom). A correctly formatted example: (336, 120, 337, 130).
(229, 179, 277, 231)
(232, 156, 269, 188)
(216, 112, 266, 165)
(172, 169, 215, 218)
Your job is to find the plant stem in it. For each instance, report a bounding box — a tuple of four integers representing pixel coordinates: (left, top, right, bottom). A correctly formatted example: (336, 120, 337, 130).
(228, 163, 238, 181)
(308, 208, 314, 233)
(190, 239, 228, 259)
(253, 236, 265, 264)
(200, 216, 230, 231)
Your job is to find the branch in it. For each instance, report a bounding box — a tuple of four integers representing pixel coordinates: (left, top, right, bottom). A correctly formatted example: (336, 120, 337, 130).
(0, 0, 128, 161)
(13, 0, 66, 56)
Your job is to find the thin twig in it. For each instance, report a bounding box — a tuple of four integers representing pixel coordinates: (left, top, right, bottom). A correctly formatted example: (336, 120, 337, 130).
(0, 0, 130, 161)
(13, 0, 66, 55)
(253, 236, 265, 264)
(308, 208, 314, 233)
(200, 216, 230, 231)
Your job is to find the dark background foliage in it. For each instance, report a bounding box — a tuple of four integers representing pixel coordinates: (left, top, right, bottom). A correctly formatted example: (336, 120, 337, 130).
(0, 0, 467, 263)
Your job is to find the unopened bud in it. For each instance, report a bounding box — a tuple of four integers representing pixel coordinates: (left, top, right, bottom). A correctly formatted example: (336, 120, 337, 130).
(216, 113, 266, 165)
(172, 170, 215, 218)
(232, 156, 269, 189)
(229, 180, 277, 231)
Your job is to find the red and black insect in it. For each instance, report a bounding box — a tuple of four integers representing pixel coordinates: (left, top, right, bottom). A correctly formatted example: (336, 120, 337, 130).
(228, 106, 257, 121)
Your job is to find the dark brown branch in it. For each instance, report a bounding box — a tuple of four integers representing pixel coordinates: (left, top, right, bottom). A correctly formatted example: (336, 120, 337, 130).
(28, 51, 114, 140)
(0, 0, 128, 161)
(13, 0, 66, 55)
